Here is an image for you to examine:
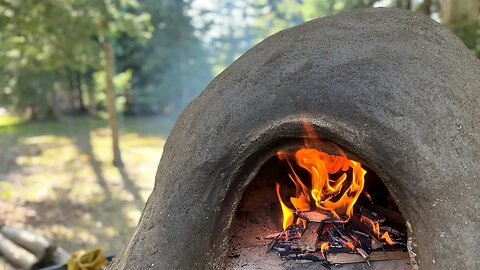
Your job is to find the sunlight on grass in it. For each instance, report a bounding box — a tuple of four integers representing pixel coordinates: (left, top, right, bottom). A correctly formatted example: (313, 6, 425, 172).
(0, 116, 172, 254)
(0, 115, 23, 127)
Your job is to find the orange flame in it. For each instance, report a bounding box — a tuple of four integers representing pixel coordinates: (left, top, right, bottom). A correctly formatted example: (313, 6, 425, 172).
(275, 120, 367, 228)
(360, 215, 380, 237)
(346, 241, 355, 251)
(275, 183, 294, 230)
(381, 231, 395, 245)
(320, 242, 329, 258)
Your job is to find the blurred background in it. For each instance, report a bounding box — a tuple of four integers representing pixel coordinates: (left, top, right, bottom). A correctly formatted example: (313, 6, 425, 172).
(0, 0, 478, 268)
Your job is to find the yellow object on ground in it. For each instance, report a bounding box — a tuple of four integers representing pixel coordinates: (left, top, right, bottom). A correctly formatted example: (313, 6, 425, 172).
(67, 248, 108, 270)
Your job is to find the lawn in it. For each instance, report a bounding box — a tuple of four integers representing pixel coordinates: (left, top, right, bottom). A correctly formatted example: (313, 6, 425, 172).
(0, 115, 174, 267)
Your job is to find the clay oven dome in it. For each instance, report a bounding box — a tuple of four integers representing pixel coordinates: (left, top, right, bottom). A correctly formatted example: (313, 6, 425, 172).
(110, 8, 480, 270)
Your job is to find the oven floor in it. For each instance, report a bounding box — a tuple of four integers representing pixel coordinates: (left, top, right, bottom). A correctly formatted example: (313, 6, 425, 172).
(226, 206, 412, 270)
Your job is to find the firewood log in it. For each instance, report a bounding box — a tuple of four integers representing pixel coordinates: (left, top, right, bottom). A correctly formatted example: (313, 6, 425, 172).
(295, 210, 339, 223)
(1, 225, 54, 261)
(0, 233, 38, 270)
(299, 223, 322, 252)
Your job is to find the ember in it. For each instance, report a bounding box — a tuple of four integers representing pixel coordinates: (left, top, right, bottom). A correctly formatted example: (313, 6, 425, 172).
(270, 121, 408, 265)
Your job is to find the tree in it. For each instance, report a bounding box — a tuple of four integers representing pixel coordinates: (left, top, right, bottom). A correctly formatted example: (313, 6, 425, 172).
(423, 0, 432, 16)
(103, 40, 124, 167)
(193, 0, 381, 75)
(441, 0, 479, 58)
(115, 0, 212, 115)
(204, 0, 267, 71)
(0, 0, 98, 118)
(90, 0, 152, 167)
(0, 0, 152, 166)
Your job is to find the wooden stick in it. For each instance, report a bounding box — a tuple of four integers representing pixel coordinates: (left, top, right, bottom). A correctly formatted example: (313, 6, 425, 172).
(263, 232, 282, 240)
(350, 215, 384, 249)
(356, 247, 369, 259)
(266, 231, 284, 253)
(358, 206, 385, 222)
(326, 250, 409, 264)
(369, 205, 405, 227)
(299, 223, 322, 252)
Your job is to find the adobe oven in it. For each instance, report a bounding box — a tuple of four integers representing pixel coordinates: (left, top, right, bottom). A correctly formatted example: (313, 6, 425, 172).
(110, 8, 480, 270)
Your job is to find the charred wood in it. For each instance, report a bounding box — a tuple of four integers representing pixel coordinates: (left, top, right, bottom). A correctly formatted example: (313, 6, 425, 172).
(370, 205, 406, 228)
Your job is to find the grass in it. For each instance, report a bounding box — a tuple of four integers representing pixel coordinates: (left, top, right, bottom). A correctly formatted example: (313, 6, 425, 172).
(0, 116, 23, 127)
(0, 115, 174, 263)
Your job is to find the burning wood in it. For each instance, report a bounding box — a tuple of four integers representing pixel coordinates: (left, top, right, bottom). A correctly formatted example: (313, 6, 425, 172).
(269, 206, 408, 266)
(269, 123, 408, 266)
(295, 210, 341, 223)
(299, 223, 322, 252)
(356, 247, 369, 259)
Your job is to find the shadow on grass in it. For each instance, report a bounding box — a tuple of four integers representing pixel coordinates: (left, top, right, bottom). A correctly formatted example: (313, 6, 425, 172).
(0, 115, 171, 253)
(0, 117, 106, 176)
(118, 167, 145, 210)
(68, 118, 145, 210)
(71, 124, 112, 202)
(23, 196, 138, 253)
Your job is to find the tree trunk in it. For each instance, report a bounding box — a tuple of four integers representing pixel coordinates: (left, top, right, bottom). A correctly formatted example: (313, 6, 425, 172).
(75, 71, 87, 113)
(441, 0, 479, 25)
(85, 70, 97, 115)
(423, 0, 432, 16)
(395, 0, 411, 9)
(27, 104, 38, 121)
(440, 0, 480, 58)
(103, 40, 124, 167)
(67, 70, 76, 112)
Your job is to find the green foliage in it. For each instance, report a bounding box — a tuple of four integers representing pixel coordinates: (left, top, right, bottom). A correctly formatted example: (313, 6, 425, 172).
(198, 0, 381, 75)
(6, 71, 58, 119)
(0, 0, 477, 120)
(0, 0, 152, 119)
(0, 0, 98, 70)
(202, 0, 477, 77)
(252, 0, 378, 38)
(445, 17, 480, 58)
(118, 0, 212, 114)
(93, 69, 133, 111)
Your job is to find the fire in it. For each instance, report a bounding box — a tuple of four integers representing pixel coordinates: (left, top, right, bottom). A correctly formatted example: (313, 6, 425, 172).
(275, 121, 367, 228)
(275, 183, 294, 230)
(320, 242, 329, 258)
(346, 241, 355, 251)
(360, 215, 380, 237)
(381, 232, 395, 245)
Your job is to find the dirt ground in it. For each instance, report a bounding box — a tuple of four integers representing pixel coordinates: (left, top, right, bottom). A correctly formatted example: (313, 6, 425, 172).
(0, 116, 173, 269)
